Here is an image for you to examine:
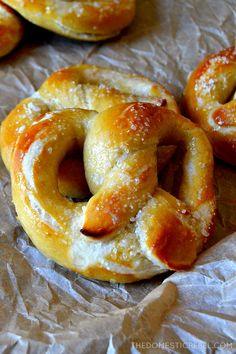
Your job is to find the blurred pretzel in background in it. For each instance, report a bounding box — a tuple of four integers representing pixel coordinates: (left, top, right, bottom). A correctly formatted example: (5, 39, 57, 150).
(0, 64, 178, 198)
(1, 0, 136, 41)
(184, 47, 236, 165)
(7, 103, 215, 282)
(0, 1, 23, 58)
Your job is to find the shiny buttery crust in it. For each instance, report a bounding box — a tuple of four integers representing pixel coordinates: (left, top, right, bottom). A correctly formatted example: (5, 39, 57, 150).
(10, 104, 216, 282)
(0, 64, 178, 197)
(0, 1, 23, 57)
(184, 47, 236, 165)
(2, 0, 135, 41)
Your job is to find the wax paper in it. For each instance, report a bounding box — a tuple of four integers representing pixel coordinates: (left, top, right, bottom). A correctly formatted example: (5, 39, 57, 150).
(0, 0, 236, 352)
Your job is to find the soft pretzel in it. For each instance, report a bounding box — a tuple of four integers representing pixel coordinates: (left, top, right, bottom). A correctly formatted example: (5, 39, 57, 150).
(184, 47, 236, 165)
(0, 64, 179, 197)
(10, 103, 216, 282)
(0, 1, 23, 58)
(2, 0, 135, 41)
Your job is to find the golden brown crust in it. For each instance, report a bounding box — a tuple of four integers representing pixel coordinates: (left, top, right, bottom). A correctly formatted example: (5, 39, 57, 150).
(0, 1, 23, 57)
(7, 104, 216, 282)
(183, 46, 236, 165)
(2, 0, 135, 41)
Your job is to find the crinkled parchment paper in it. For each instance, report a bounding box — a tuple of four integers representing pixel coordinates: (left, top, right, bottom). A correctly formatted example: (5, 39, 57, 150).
(0, 0, 236, 352)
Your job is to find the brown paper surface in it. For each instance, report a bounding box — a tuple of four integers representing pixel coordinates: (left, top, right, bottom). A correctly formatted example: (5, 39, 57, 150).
(0, 0, 236, 352)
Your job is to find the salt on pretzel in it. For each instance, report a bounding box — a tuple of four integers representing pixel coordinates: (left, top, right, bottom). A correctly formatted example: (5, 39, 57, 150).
(10, 103, 216, 282)
(0, 64, 179, 197)
(0, 1, 23, 58)
(2, 0, 135, 41)
(184, 47, 236, 165)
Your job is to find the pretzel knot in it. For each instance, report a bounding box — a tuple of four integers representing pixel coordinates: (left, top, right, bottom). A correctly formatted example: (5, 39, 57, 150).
(184, 47, 236, 165)
(11, 103, 215, 282)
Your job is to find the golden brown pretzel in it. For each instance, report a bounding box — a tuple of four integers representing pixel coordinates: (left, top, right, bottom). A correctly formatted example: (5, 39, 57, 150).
(0, 64, 178, 197)
(0, 1, 23, 58)
(10, 103, 216, 282)
(184, 47, 236, 165)
(2, 0, 135, 41)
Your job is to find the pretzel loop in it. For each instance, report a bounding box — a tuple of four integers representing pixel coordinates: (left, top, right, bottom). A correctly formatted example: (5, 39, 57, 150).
(184, 47, 236, 165)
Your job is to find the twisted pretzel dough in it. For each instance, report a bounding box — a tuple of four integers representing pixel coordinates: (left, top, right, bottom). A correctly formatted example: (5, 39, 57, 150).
(184, 47, 236, 165)
(10, 103, 215, 282)
(0, 64, 178, 197)
(0, 1, 23, 58)
(2, 0, 135, 41)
